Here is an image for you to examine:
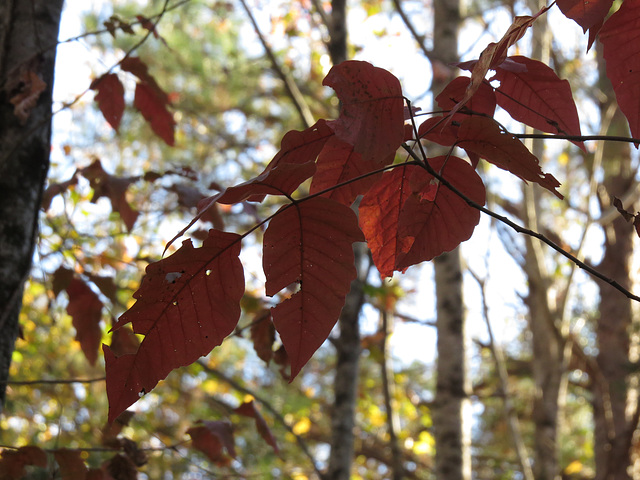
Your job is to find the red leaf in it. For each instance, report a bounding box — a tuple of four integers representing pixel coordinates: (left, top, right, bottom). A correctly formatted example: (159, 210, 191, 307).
(310, 136, 385, 206)
(556, 0, 612, 35)
(436, 76, 496, 117)
(417, 116, 458, 146)
(450, 6, 550, 117)
(90, 73, 125, 131)
(395, 157, 485, 270)
(359, 166, 415, 278)
(600, 0, 640, 142)
(323, 61, 404, 165)
(187, 421, 236, 463)
(456, 117, 563, 199)
(0, 446, 47, 478)
(134, 82, 175, 146)
(235, 400, 280, 454)
(66, 277, 103, 365)
(263, 119, 335, 172)
(263, 197, 364, 379)
(120, 57, 166, 100)
(80, 159, 139, 231)
(492, 56, 584, 150)
(250, 310, 275, 365)
(53, 449, 88, 480)
(105, 229, 244, 423)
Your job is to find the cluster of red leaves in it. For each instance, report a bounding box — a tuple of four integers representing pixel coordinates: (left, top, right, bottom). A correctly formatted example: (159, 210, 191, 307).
(97, 1, 640, 428)
(91, 57, 175, 145)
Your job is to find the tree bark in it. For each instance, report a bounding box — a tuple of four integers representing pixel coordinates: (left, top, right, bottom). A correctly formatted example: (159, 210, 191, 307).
(0, 0, 64, 411)
(431, 1, 472, 479)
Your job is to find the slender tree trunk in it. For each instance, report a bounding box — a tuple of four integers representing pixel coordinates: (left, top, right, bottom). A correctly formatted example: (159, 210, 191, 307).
(592, 43, 635, 480)
(521, 3, 563, 478)
(0, 0, 64, 411)
(431, 1, 472, 479)
(324, 1, 365, 479)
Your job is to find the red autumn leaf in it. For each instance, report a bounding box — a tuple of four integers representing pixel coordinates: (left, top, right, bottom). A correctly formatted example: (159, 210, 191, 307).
(436, 76, 496, 117)
(450, 6, 550, 117)
(187, 421, 236, 463)
(235, 400, 280, 454)
(66, 277, 104, 366)
(395, 157, 485, 270)
(323, 60, 404, 165)
(417, 116, 458, 146)
(456, 116, 563, 199)
(250, 310, 275, 365)
(556, 0, 612, 35)
(310, 136, 386, 206)
(263, 197, 364, 379)
(134, 82, 175, 146)
(263, 119, 335, 171)
(600, 0, 640, 142)
(90, 73, 125, 131)
(80, 159, 139, 231)
(53, 449, 88, 480)
(492, 56, 584, 150)
(104, 229, 244, 423)
(359, 166, 415, 278)
(9, 70, 47, 124)
(0, 446, 47, 478)
(120, 57, 166, 101)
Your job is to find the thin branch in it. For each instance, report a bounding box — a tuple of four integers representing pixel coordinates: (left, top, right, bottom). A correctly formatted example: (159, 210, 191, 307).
(196, 360, 324, 479)
(469, 269, 535, 480)
(237, 0, 315, 128)
(391, 0, 433, 60)
(0, 376, 105, 386)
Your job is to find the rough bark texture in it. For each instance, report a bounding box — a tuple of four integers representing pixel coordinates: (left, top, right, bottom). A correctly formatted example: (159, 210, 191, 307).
(0, 0, 64, 411)
(431, 3, 471, 479)
(521, 3, 563, 478)
(325, 1, 360, 478)
(592, 44, 634, 480)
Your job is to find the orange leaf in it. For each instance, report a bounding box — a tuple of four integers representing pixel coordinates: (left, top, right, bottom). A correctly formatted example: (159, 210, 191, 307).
(263, 197, 364, 379)
(105, 229, 244, 422)
(66, 277, 103, 365)
(359, 166, 415, 278)
(456, 116, 563, 199)
(395, 157, 485, 270)
(90, 73, 125, 131)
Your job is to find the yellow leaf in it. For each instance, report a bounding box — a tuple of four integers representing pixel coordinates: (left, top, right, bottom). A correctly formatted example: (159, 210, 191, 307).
(564, 460, 583, 475)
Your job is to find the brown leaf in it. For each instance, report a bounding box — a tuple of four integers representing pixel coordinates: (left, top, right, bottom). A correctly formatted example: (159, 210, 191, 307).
(249, 310, 275, 365)
(9, 70, 47, 124)
(234, 400, 280, 454)
(91, 73, 125, 131)
(103, 454, 137, 480)
(187, 421, 236, 465)
(53, 449, 88, 480)
(0, 446, 47, 478)
(66, 277, 103, 365)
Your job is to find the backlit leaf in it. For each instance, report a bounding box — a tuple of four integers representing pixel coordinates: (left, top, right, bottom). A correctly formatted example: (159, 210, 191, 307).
(105, 229, 244, 422)
(66, 277, 103, 366)
(600, 0, 640, 142)
(493, 56, 584, 150)
(263, 197, 364, 379)
(323, 60, 404, 165)
(456, 116, 563, 199)
(556, 0, 612, 37)
(134, 82, 175, 146)
(359, 166, 415, 278)
(90, 73, 125, 131)
(395, 158, 485, 270)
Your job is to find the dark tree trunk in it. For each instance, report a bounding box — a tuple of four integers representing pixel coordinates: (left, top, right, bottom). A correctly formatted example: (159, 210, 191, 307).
(0, 0, 64, 411)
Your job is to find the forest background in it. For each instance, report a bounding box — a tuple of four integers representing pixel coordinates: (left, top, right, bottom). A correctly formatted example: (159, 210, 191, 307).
(1, 0, 639, 479)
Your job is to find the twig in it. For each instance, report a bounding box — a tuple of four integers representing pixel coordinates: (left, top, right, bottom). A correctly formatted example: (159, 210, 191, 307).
(196, 360, 324, 478)
(391, 0, 433, 60)
(237, 0, 315, 128)
(0, 376, 105, 386)
(469, 269, 535, 480)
